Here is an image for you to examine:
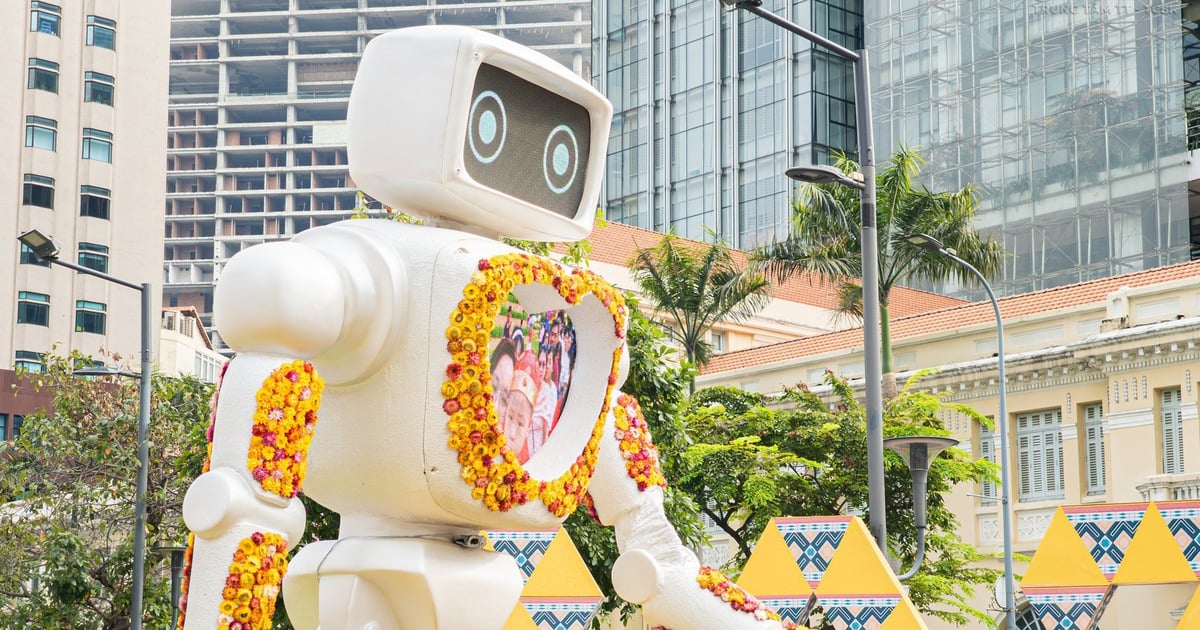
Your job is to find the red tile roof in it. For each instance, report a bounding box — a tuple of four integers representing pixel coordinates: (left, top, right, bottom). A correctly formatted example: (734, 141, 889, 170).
(563, 221, 965, 316)
(702, 259, 1200, 375)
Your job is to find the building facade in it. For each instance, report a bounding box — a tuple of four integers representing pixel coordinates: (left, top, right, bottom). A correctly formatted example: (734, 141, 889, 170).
(699, 260, 1200, 628)
(165, 0, 591, 341)
(868, 0, 1195, 296)
(3, 1, 171, 427)
(593, 0, 861, 248)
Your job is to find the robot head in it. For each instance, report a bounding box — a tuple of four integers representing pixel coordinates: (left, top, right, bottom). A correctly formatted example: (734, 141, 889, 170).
(348, 26, 613, 242)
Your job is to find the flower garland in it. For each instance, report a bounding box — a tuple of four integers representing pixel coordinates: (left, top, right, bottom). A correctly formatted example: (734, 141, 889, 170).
(696, 565, 799, 626)
(175, 532, 195, 630)
(612, 394, 666, 491)
(443, 252, 626, 516)
(247, 360, 324, 499)
(214, 532, 289, 630)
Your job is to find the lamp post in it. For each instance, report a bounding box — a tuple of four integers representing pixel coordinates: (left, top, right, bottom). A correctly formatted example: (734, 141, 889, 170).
(882, 435, 958, 581)
(901, 232, 1016, 629)
(721, 0, 886, 553)
(18, 228, 153, 630)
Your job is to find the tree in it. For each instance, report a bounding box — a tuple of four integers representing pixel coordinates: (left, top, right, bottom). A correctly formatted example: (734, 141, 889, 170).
(630, 232, 772, 381)
(675, 372, 1001, 626)
(753, 146, 1003, 395)
(0, 352, 213, 628)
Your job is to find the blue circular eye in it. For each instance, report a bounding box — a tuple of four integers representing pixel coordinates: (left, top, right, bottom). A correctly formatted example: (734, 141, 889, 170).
(480, 111, 497, 144)
(552, 144, 570, 176)
(543, 125, 578, 194)
(469, 91, 506, 164)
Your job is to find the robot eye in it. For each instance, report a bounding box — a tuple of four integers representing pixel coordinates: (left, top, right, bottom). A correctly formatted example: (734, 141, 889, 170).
(543, 125, 579, 195)
(468, 90, 506, 164)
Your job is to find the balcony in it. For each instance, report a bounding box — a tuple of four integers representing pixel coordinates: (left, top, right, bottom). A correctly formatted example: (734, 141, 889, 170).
(1137, 472, 1200, 501)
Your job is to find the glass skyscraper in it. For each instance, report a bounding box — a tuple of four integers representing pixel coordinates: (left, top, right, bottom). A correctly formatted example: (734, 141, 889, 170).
(593, 0, 862, 248)
(868, 0, 1192, 295)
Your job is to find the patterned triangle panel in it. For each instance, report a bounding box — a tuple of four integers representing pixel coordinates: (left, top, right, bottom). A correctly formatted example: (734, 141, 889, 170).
(816, 595, 900, 630)
(521, 596, 602, 630)
(488, 530, 558, 583)
(775, 516, 852, 587)
(1159, 501, 1200, 578)
(759, 596, 813, 626)
(1064, 504, 1146, 580)
(1024, 586, 1113, 630)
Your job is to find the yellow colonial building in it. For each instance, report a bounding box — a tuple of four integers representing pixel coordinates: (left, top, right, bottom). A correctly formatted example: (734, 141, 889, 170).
(700, 259, 1200, 629)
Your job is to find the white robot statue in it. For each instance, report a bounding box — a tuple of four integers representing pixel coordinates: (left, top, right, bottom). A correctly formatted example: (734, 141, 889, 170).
(176, 26, 788, 630)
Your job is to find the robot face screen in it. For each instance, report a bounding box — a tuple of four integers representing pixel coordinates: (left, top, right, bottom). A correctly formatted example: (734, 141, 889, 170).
(489, 298, 577, 465)
(463, 63, 592, 219)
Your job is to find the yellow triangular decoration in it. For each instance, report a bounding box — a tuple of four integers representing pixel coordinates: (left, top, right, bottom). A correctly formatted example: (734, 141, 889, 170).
(1176, 584, 1200, 629)
(738, 518, 812, 597)
(879, 597, 928, 630)
(521, 528, 602, 598)
(816, 517, 902, 595)
(502, 603, 539, 630)
(1023, 509, 1107, 587)
(1113, 503, 1198, 585)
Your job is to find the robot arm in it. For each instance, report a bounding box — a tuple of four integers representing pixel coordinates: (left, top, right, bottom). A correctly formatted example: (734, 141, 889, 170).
(178, 355, 321, 630)
(588, 393, 787, 630)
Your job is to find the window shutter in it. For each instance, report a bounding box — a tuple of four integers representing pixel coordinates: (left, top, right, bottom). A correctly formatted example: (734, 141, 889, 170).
(979, 421, 997, 503)
(1017, 409, 1064, 502)
(1162, 388, 1184, 474)
(1084, 403, 1105, 494)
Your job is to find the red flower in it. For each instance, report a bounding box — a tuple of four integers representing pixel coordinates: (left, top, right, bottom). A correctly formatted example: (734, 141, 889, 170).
(443, 399, 460, 414)
(478, 260, 491, 270)
(446, 363, 463, 379)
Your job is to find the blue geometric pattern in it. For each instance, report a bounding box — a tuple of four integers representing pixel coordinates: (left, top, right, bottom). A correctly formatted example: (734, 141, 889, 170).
(759, 597, 812, 625)
(1026, 587, 1112, 630)
(818, 596, 899, 630)
(487, 530, 556, 582)
(1066, 509, 1144, 578)
(779, 527, 846, 584)
(523, 599, 600, 630)
(1161, 504, 1200, 576)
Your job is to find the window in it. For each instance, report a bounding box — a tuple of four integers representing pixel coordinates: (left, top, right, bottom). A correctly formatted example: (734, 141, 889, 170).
(75, 300, 106, 334)
(22, 173, 54, 208)
(978, 420, 997, 504)
(27, 57, 58, 93)
(86, 15, 116, 50)
(711, 330, 726, 354)
(1017, 409, 1064, 502)
(25, 115, 56, 151)
(1162, 388, 1184, 474)
(1083, 403, 1105, 495)
(80, 185, 111, 219)
(81, 128, 112, 162)
(84, 71, 114, 106)
(1, 415, 25, 441)
(30, 2, 60, 36)
(17, 291, 50, 326)
(77, 242, 109, 272)
(20, 243, 50, 266)
(14, 351, 44, 373)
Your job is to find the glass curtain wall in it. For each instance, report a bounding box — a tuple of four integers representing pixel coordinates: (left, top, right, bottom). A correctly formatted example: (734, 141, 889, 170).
(867, 0, 1189, 296)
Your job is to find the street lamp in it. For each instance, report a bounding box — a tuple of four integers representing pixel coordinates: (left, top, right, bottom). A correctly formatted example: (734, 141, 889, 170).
(901, 232, 1016, 630)
(17, 228, 154, 630)
(720, 0, 888, 554)
(883, 435, 958, 581)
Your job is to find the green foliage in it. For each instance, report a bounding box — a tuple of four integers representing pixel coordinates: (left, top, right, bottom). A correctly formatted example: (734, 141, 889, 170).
(753, 146, 1004, 374)
(0, 351, 213, 628)
(630, 232, 771, 373)
(676, 373, 1000, 626)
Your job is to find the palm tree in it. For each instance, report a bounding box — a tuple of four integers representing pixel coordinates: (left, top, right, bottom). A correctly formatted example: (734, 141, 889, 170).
(753, 146, 1003, 396)
(630, 233, 772, 387)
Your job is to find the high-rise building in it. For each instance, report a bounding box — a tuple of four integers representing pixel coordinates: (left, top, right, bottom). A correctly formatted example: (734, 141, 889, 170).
(868, 0, 1197, 296)
(2, 1, 170, 430)
(593, 0, 862, 248)
(164, 0, 591, 343)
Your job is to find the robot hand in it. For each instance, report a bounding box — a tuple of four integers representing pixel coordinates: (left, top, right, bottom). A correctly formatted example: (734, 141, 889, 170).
(177, 355, 322, 629)
(588, 393, 786, 630)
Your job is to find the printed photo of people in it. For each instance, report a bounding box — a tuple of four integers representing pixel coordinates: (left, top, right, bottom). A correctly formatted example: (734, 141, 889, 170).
(489, 296, 578, 464)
